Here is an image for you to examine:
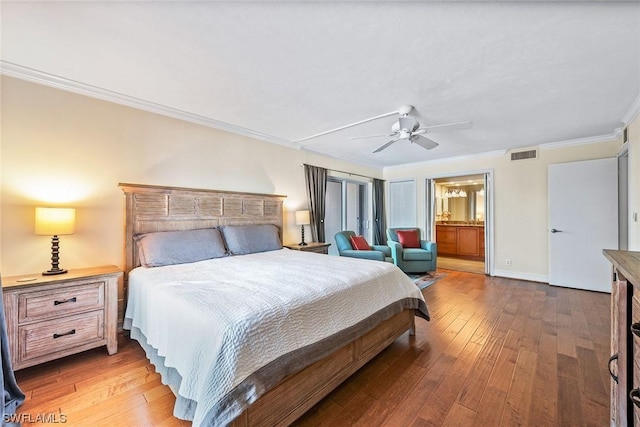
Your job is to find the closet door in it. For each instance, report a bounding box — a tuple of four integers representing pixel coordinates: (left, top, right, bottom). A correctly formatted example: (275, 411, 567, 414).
(389, 179, 416, 227)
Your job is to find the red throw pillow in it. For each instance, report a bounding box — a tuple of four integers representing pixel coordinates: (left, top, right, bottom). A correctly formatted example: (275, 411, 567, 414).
(350, 235, 371, 250)
(396, 229, 420, 248)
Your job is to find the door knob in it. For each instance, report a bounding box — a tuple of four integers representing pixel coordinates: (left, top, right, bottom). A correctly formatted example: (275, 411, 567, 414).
(550, 229, 562, 233)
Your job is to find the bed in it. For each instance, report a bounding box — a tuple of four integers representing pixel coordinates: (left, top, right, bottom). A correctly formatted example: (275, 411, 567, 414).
(119, 183, 429, 427)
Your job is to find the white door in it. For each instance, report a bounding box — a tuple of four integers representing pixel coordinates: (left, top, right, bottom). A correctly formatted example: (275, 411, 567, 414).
(389, 179, 416, 227)
(548, 158, 618, 292)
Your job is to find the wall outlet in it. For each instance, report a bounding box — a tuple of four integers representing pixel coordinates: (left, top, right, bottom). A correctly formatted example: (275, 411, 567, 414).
(506, 259, 512, 266)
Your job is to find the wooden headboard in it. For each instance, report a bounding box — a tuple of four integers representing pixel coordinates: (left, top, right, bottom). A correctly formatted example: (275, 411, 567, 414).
(119, 183, 286, 278)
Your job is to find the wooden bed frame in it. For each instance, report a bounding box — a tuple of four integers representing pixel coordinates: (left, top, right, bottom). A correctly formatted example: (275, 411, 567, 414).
(119, 182, 416, 427)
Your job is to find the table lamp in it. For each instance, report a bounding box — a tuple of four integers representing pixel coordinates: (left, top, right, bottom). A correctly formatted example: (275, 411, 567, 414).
(295, 210, 310, 246)
(35, 207, 76, 275)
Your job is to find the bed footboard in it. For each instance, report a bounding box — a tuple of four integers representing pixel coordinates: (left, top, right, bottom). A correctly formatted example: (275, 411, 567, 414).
(230, 309, 415, 427)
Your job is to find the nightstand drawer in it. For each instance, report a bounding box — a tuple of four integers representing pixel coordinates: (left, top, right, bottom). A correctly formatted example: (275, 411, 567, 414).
(19, 310, 104, 362)
(18, 281, 105, 323)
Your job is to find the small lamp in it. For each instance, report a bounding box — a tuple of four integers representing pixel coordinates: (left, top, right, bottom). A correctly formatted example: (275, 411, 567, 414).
(35, 207, 76, 276)
(295, 210, 310, 246)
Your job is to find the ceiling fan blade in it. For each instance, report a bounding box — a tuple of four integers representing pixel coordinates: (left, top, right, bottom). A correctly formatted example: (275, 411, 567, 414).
(418, 121, 473, 133)
(411, 135, 439, 150)
(373, 137, 400, 153)
(348, 133, 394, 140)
(398, 116, 419, 132)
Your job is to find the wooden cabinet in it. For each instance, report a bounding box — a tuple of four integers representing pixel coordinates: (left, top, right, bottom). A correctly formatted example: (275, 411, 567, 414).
(604, 250, 640, 426)
(457, 227, 480, 257)
(284, 242, 331, 254)
(436, 225, 484, 261)
(436, 226, 457, 255)
(2, 265, 121, 370)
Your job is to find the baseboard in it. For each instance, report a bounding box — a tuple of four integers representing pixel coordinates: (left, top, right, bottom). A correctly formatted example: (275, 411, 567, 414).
(491, 269, 549, 284)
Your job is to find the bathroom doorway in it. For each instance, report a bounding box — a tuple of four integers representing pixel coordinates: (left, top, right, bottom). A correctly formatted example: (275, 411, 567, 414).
(425, 172, 493, 275)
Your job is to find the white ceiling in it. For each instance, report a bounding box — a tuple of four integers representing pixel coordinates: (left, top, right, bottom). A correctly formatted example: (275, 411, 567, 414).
(2, 1, 639, 168)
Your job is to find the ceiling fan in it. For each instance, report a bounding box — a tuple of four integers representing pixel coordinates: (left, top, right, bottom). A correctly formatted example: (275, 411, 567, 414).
(349, 105, 472, 153)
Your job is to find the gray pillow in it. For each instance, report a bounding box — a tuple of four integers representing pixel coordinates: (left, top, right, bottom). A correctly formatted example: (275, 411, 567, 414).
(222, 224, 281, 255)
(135, 228, 227, 267)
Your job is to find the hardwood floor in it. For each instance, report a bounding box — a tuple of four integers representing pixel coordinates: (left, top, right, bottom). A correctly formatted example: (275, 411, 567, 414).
(13, 271, 611, 426)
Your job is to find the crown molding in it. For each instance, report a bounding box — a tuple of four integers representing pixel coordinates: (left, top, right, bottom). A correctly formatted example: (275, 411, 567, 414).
(383, 128, 619, 171)
(622, 92, 640, 126)
(383, 149, 507, 172)
(538, 132, 619, 150)
(301, 146, 384, 171)
(0, 61, 298, 150)
(2, 61, 633, 168)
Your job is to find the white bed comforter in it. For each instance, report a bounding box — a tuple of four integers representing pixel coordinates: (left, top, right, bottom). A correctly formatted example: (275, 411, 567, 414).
(123, 248, 428, 426)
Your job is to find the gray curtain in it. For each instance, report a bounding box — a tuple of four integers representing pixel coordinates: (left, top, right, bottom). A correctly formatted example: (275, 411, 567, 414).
(303, 164, 327, 243)
(0, 280, 25, 422)
(373, 178, 387, 245)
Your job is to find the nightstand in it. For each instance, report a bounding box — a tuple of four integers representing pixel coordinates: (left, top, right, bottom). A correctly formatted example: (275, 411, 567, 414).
(284, 242, 331, 254)
(1, 265, 121, 370)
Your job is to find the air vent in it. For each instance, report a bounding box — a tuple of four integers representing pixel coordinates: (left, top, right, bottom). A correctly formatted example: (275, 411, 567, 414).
(510, 149, 538, 161)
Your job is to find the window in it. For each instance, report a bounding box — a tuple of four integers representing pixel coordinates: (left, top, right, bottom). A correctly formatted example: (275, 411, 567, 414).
(325, 176, 371, 255)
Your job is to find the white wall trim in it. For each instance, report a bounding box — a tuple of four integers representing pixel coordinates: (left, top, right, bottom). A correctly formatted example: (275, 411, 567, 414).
(302, 146, 384, 171)
(3, 60, 630, 169)
(0, 60, 298, 150)
(539, 132, 620, 150)
(384, 130, 621, 171)
(383, 150, 507, 172)
(492, 269, 548, 283)
(622, 92, 640, 126)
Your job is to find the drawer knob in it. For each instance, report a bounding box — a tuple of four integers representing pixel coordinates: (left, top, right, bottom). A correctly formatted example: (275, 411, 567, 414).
(631, 389, 640, 408)
(54, 297, 77, 306)
(631, 323, 640, 338)
(53, 329, 76, 339)
(608, 354, 619, 383)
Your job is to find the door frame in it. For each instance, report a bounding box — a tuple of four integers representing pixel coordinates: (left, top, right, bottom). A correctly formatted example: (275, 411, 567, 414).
(618, 145, 629, 250)
(425, 169, 495, 275)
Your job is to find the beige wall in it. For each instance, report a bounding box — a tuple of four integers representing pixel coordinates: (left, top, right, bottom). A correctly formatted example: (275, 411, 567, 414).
(383, 138, 625, 282)
(0, 76, 381, 315)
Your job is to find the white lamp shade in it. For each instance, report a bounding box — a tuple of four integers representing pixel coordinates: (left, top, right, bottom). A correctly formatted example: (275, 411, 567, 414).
(35, 207, 76, 236)
(295, 210, 310, 225)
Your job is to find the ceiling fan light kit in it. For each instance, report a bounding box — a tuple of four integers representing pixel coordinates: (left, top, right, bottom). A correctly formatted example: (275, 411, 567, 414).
(397, 105, 414, 116)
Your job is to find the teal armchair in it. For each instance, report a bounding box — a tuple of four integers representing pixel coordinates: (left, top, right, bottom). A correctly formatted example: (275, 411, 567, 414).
(334, 231, 393, 263)
(386, 227, 437, 273)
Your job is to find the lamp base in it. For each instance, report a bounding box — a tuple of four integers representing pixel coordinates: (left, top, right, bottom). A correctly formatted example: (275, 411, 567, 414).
(43, 234, 67, 276)
(299, 224, 307, 246)
(43, 268, 67, 276)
